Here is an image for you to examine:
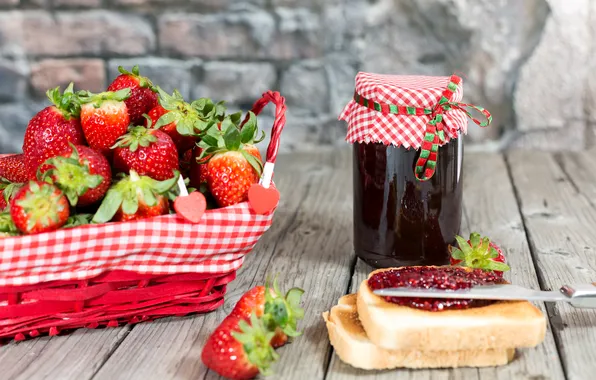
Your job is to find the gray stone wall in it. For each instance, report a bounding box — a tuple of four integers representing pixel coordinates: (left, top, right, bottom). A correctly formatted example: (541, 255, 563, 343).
(0, 0, 593, 154)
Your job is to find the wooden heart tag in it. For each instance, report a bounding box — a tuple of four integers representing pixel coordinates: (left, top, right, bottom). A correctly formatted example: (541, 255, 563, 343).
(248, 184, 280, 215)
(174, 192, 207, 223)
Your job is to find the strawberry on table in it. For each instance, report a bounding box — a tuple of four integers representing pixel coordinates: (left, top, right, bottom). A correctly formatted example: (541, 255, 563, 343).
(10, 181, 70, 235)
(449, 232, 510, 277)
(0, 154, 28, 183)
(198, 112, 265, 208)
(112, 120, 179, 181)
(107, 65, 158, 125)
(23, 83, 86, 179)
(201, 281, 304, 379)
(78, 89, 131, 157)
(92, 170, 180, 223)
(39, 144, 111, 207)
(150, 88, 227, 153)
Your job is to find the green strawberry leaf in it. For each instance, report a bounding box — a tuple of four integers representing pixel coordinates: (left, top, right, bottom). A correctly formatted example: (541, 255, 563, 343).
(142, 187, 157, 207)
(229, 111, 242, 126)
(489, 247, 499, 258)
(450, 247, 465, 260)
(152, 171, 180, 194)
(201, 135, 219, 148)
(154, 111, 178, 129)
(122, 194, 139, 215)
(92, 188, 124, 224)
(483, 260, 510, 272)
(63, 214, 93, 229)
(469, 232, 481, 248)
(241, 150, 263, 175)
(455, 235, 473, 256)
(224, 125, 241, 151)
(240, 112, 257, 144)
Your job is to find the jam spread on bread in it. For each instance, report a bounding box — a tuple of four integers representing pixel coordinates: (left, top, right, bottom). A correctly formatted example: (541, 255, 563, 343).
(368, 266, 503, 311)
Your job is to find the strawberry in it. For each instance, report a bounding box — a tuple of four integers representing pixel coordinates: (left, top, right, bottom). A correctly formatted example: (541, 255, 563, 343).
(201, 281, 304, 379)
(92, 170, 179, 223)
(449, 232, 510, 277)
(39, 144, 111, 207)
(10, 181, 70, 235)
(202, 313, 278, 380)
(198, 113, 265, 207)
(107, 65, 158, 125)
(148, 104, 196, 154)
(23, 83, 85, 179)
(151, 88, 227, 153)
(0, 154, 28, 183)
(230, 282, 305, 348)
(78, 89, 131, 157)
(112, 123, 179, 181)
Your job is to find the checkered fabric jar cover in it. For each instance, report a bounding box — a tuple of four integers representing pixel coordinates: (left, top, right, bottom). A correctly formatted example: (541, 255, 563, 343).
(339, 72, 491, 181)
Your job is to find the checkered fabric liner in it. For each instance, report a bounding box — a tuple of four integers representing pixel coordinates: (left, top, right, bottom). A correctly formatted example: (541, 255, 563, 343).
(0, 203, 275, 286)
(339, 72, 469, 149)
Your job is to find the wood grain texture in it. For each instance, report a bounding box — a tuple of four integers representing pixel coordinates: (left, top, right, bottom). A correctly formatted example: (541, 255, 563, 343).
(508, 150, 596, 380)
(91, 148, 355, 380)
(326, 153, 565, 380)
(0, 327, 130, 380)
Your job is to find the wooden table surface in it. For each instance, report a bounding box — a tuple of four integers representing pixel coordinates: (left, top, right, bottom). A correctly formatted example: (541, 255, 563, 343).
(1, 148, 595, 380)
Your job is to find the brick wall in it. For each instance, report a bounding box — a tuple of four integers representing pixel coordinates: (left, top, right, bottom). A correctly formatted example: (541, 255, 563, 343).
(0, 0, 593, 154)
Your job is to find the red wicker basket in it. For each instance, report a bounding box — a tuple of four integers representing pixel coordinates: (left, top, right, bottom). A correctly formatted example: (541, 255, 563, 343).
(0, 91, 287, 342)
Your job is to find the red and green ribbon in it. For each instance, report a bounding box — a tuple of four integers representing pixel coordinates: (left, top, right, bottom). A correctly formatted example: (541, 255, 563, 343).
(353, 75, 492, 181)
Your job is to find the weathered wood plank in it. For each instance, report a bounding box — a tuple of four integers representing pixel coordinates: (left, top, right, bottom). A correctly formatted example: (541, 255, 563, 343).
(508, 150, 596, 380)
(557, 150, 596, 205)
(326, 153, 564, 380)
(0, 327, 130, 380)
(91, 148, 355, 380)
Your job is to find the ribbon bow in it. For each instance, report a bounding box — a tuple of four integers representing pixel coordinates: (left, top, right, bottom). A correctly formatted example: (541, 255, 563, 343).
(353, 75, 492, 181)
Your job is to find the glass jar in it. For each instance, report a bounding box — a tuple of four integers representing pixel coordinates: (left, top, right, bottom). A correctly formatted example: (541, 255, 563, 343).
(339, 72, 490, 269)
(352, 138, 463, 268)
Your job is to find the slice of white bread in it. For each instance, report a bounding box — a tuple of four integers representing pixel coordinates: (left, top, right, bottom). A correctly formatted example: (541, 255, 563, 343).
(323, 294, 515, 369)
(357, 268, 547, 351)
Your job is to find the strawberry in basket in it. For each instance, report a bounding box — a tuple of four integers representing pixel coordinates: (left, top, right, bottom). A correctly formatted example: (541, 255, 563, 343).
(112, 118, 179, 181)
(107, 65, 159, 125)
(0, 154, 28, 183)
(38, 144, 111, 207)
(9, 181, 70, 235)
(92, 170, 179, 223)
(197, 112, 265, 208)
(151, 88, 227, 154)
(23, 83, 86, 179)
(78, 88, 132, 158)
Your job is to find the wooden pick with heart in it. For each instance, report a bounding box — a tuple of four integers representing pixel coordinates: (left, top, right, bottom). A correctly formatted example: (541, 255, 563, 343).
(173, 175, 207, 223)
(248, 161, 279, 215)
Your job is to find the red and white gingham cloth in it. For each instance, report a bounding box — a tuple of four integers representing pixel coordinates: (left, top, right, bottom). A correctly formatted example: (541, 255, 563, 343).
(339, 72, 469, 149)
(0, 203, 274, 286)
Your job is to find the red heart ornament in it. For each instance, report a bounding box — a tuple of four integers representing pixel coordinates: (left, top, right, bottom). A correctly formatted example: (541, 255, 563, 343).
(248, 184, 280, 215)
(174, 192, 207, 223)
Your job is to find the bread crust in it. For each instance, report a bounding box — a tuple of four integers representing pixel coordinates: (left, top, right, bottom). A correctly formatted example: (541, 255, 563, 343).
(324, 295, 515, 369)
(357, 268, 547, 351)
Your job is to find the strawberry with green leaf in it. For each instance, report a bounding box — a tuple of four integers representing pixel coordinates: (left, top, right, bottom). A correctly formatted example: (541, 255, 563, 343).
(39, 144, 111, 207)
(78, 89, 131, 157)
(23, 83, 86, 179)
(112, 117, 179, 181)
(92, 170, 180, 223)
(198, 112, 265, 207)
(449, 232, 510, 277)
(150, 88, 227, 153)
(201, 280, 304, 379)
(10, 181, 70, 235)
(107, 65, 159, 125)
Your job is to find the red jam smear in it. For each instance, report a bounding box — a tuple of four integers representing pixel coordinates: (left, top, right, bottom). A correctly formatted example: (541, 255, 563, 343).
(367, 267, 502, 311)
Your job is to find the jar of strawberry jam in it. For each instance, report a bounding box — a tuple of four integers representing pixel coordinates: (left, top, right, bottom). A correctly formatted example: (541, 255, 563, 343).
(339, 73, 491, 268)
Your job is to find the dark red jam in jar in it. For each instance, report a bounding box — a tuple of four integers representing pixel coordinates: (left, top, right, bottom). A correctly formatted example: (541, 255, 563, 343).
(340, 73, 490, 268)
(353, 139, 462, 267)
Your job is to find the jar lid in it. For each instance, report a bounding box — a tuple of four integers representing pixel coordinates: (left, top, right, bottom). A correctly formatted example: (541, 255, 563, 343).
(339, 72, 492, 181)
